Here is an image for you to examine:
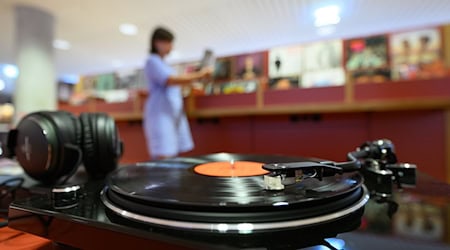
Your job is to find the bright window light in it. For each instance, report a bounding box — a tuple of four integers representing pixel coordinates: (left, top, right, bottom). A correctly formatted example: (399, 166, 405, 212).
(2, 64, 19, 79)
(119, 23, 138, 36)
(314, 5, 341, 27)
(53, 39, 71, 50)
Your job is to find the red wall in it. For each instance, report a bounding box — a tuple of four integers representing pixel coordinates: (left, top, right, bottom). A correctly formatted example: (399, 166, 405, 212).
(368, 110, 445, 180)
(116, 121, 150, 163)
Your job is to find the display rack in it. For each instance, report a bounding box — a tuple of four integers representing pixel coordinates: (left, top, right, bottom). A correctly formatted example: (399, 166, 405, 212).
(57, 24, 450, 183)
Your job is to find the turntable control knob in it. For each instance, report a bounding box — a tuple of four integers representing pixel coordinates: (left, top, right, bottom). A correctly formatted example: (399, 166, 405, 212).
(51, 185, 81, 209)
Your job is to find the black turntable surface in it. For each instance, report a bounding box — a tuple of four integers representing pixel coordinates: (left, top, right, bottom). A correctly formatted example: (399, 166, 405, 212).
(4, 153, 450, 250)
(107, 158, 362, 208)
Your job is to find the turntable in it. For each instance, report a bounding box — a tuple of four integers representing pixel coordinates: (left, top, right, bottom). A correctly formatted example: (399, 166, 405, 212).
(6, 139, 423, 249)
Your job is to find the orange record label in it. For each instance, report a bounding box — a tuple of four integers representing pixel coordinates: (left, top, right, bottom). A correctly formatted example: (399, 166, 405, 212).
(194, 161, 269, 177)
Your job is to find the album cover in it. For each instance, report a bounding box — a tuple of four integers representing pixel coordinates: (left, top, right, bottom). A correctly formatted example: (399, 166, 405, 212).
(345, 35, 391, 83)
(234, 52, 265, 80)
(57, 82, 74, 102)
(390, 27, 446, 80)
(301, 40, 345, 87)
(203, 82, 222, 95)
(115, 69, 144, 89)
(268, 45, 302, 89)
(95, 73, 116, 91)
(220, 80, 258, 95)
(213, 57, 232, 81)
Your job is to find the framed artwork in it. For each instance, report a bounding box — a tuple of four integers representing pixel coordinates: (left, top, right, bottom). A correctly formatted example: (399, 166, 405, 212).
(390, 27, 446, 80)
(268, 45, 302, 89)
(234, 52, 265, 80)
(213, 57, 232, 81)
(345, 35, 391, 83)
(301, 39, 345, 87)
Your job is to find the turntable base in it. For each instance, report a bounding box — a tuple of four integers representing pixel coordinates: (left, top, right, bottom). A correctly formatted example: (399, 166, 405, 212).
(7, 179, 366, 249)
(8, 154, 371, 249)
(6, 149, 450, 250)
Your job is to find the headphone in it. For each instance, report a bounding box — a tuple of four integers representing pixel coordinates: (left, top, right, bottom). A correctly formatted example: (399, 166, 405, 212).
(6, 111, 123, 184)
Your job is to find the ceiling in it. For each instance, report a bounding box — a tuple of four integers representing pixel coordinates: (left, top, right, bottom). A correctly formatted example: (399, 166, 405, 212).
(1, 0, 450, 79)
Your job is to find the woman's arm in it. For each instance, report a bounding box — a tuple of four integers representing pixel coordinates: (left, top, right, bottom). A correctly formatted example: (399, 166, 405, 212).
(166, 68, 212, 86)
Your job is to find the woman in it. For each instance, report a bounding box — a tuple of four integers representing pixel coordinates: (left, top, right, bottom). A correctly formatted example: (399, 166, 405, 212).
(143, 27, 211, 159)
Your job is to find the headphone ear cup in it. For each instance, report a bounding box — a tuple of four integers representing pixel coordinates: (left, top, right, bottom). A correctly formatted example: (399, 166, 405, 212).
(14, 111, 82, 183)
(80, 112, 120, 179)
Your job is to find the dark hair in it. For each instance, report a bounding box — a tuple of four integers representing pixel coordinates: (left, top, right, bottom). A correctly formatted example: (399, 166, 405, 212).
(150, 27, 174, 54)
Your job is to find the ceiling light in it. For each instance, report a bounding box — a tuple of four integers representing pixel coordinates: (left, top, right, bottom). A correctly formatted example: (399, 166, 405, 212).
(119, 23, 138, 36)
(314, 5, 341, 27)
(53, 39, 71, 50)
(2, 64, 19, 79)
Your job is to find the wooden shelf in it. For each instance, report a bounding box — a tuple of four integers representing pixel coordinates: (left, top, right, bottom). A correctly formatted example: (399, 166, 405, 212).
(76, 76, 449, 120)
(187, 97, 450, 118)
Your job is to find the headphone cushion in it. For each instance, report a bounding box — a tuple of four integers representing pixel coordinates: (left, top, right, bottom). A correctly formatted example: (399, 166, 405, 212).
(80, 113, 96, 173)
(80, 112, 119, 178)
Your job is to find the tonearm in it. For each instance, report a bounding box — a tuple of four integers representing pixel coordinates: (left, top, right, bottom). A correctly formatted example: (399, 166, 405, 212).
(262, 139, 416, 198)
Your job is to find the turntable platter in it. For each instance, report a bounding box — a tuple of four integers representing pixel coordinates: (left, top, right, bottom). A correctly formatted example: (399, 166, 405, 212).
(106, 153, 362, 208)
(101, 154, 369, 233)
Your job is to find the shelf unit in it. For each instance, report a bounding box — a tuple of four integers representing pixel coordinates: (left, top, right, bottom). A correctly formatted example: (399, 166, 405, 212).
(59, 76, 450, 183)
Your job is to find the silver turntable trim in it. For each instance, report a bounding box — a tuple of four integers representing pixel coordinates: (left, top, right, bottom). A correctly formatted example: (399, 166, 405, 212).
(101, 186, 369, 234)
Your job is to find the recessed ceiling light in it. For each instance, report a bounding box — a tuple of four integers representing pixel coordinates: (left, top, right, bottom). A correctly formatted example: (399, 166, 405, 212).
(314, 5, 341, 27)
(119, 23, 138, 36)
(2, 64, 19, 79)
(53, 39, 71, 50)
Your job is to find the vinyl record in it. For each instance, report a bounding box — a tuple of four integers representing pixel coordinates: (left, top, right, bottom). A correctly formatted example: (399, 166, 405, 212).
(101, 153, 369, 233)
